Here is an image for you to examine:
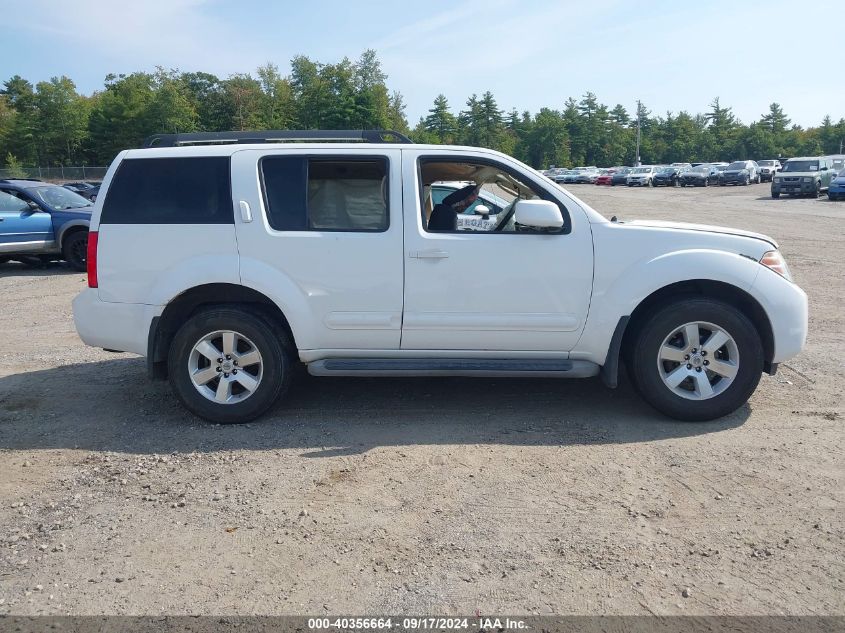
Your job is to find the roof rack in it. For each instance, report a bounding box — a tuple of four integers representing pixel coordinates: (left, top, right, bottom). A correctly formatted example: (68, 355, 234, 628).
(142, 129, 413, 148)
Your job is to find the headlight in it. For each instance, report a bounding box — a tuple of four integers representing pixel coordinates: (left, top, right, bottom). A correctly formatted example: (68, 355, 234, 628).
(760, 250, 792, 282)
(802, 177, 812, 183)
(773, 177, 781, 183)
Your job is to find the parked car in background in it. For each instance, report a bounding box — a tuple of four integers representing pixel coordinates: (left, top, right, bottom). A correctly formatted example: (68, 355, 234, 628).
(627, 166, 658, 187)
(680, 164, 720, 187)
(0, 179, 91, 270)
(720, 160, 761, 186)
(772, 157, 836, 198)
(828, 169, 845, 201)
(610, 167, 632, 185)
(653, 165, 688, 187)
(557, 169, 581, 184)
(576, 169, 601, 184)
(757, 160, 782, 182)
(62, 181, 101, 201)
(594, 170, 616, 185)
(826, 155, 844, 173)
(549, 168, 568, 183)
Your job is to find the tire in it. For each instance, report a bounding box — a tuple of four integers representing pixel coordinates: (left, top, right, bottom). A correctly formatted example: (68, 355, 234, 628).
(627, 298, 763, 421)
(167, 307, 293, 424)
(771, 192, 780, 199)
(812, 181, 821, 198)
(0, 256, 10, 265)
(704, 178, 710, 187)
(62, 231, 88, 272)
(673, 178, 680, 187)
(647, 178, 653, 187)
(743, 176, 750, 186)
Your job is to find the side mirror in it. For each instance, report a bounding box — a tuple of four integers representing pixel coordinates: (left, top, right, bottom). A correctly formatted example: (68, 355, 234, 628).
(513, 199, 563, 229)
(474, 204, 491, 217)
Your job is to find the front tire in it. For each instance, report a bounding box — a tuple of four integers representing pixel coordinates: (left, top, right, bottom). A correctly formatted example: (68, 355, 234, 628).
(627, 298, 763, 421)
(168, 307, 293, 424)
(62, 231, 88, 272)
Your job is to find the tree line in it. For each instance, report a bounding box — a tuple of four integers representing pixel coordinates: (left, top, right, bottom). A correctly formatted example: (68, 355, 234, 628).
(1, 50, 843, 171)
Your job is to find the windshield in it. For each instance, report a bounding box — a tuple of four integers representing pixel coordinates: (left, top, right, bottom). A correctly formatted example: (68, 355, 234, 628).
(782, 160, 819, 172)
(758, 161, 776, 166)
(727, 161, 748, 170)
(632, 167, 651, 174)
(690, 166, 709, 173)
(658, 167, 675, 174)
(29, 185, 92, 210)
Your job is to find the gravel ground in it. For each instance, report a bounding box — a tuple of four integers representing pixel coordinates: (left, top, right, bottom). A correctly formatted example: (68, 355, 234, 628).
(0, 182, 842, 616)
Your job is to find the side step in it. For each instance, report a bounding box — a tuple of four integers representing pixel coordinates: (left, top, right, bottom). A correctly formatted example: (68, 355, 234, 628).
(307, 358, 600, 378)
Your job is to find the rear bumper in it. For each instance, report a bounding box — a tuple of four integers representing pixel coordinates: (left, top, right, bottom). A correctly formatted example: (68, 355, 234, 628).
(72, 289, 157, 356)
(749, 268, 808, 363)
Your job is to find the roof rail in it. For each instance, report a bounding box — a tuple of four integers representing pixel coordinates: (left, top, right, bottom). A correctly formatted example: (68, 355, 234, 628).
(142, 129, 413, 148)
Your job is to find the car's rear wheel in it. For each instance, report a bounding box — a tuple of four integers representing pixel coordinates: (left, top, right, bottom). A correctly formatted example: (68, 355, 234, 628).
(812, 181, 821, 198)
(168, 307, 293, 424)
(627, 298, 763, 421)
(704, 178, 710, 187)
(62, 231, 88, 272)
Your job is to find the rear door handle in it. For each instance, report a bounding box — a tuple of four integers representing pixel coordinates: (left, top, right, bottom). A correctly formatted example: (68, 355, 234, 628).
(238, 200, 253, 223)
(410, 249, 449, 259)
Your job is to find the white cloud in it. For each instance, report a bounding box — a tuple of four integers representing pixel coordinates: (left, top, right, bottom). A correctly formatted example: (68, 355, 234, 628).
(6, 0, 262, 77)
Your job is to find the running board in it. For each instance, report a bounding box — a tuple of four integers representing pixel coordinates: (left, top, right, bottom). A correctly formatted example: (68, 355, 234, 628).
(307, 358, 600, 378)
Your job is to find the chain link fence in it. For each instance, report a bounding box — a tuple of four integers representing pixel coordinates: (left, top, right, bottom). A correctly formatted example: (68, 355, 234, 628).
(0, 166, 108, 182)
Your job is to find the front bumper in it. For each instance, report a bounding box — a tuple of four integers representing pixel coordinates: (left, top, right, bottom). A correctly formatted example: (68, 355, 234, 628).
(750, 267, 808, 364)
(73, 289, 157, 356)
(772, 179, 816, 194)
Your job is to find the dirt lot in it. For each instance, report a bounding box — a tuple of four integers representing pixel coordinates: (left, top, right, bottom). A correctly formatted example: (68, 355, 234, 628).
(0, 183, 842, 616)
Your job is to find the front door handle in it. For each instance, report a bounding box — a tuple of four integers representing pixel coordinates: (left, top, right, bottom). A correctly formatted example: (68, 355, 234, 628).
(410, 249, 449, 259)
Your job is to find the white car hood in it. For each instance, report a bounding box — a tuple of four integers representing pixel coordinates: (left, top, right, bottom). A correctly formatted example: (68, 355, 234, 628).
(623, 220, 778, 248)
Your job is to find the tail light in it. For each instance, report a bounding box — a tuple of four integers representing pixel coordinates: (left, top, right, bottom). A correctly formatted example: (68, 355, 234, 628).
(87, 231, 98, 288)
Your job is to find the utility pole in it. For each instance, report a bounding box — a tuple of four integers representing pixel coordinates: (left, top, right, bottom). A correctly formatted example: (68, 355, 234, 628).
(635, 99, 642, 166)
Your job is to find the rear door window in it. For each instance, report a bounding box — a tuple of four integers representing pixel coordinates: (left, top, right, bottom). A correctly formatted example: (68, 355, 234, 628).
(260, 157, 388, 232)
(101, 157, 232, 224)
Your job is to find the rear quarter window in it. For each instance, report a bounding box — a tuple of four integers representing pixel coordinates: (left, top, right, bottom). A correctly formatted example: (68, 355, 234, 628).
(101, 157, 232, 224)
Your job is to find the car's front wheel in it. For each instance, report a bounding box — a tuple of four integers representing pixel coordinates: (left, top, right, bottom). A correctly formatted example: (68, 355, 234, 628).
(627, 298, 763, 421)
(168, 307, 293, 423)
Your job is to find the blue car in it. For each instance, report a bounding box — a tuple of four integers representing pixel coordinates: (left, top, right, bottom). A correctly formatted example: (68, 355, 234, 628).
(829, 169, 845, 201)
(0, 179, 92, 270)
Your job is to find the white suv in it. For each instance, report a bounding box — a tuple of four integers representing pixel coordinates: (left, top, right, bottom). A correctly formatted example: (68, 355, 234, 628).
(73, 130, 808, 424)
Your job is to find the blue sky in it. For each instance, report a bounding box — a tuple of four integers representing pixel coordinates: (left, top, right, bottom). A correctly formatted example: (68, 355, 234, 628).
(2, 0, 840, 127)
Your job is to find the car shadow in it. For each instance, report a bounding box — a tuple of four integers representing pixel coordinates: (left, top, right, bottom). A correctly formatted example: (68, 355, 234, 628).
(0, 358, 749, 457)
(0, 261, 81, 276)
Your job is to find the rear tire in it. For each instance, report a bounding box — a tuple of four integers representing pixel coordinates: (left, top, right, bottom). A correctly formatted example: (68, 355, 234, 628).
(62, 231, 88, 272)
(168, 307, 293, 424)
(627, 298, 763, 421)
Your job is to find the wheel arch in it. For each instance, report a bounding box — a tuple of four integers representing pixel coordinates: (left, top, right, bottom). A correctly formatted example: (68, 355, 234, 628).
(147, 283, 297, 380)
(57, 220, 89, 247)
(619, 279, 775, 376)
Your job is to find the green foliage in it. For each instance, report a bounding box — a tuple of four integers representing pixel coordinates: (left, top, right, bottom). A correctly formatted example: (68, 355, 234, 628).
(1, 50, 842, 169)
(4, 153, 27, 178)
